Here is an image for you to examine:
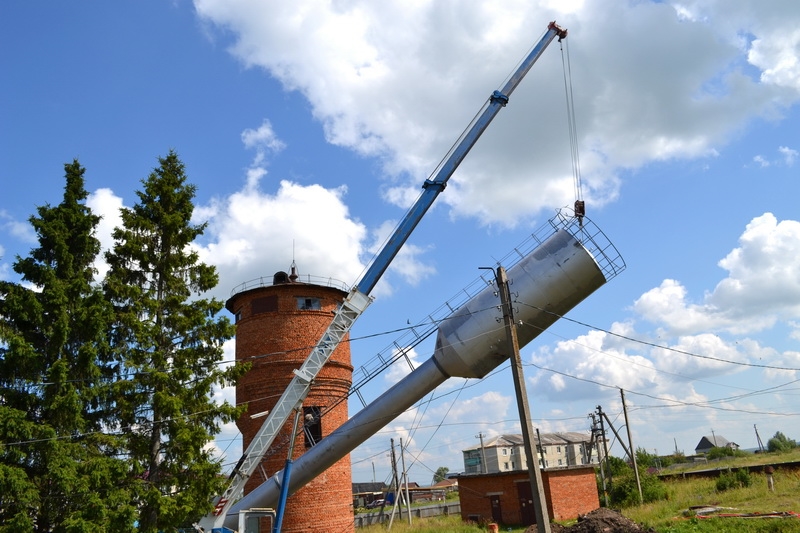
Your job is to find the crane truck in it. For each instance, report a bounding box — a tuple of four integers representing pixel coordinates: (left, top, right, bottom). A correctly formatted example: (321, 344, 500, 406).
(197, 21, 587, 533)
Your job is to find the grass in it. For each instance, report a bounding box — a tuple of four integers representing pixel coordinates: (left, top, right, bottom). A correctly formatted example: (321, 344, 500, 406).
(659, 448, 800, 475)
(356, 451, 800, 532)
(622, 464, 800, 533)
(357, 515, 528, 532)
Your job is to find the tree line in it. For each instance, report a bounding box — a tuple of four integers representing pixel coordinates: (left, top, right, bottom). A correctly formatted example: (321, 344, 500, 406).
(0, 152, 247, 532)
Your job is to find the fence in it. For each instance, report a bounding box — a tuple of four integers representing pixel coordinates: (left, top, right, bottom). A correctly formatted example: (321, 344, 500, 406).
(354, 502, 461, 528)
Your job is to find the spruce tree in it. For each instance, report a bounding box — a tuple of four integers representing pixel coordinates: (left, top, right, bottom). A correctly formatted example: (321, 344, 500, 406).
(0, 160, 135, 532)
(104, 151, 244, 531)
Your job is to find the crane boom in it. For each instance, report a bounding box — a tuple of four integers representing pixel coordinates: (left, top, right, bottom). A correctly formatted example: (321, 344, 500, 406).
(198, 21, 567, 532)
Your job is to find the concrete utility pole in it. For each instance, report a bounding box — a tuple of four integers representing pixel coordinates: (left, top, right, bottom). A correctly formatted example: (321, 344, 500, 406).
(496, 266, 551, 533)
(476, 432, 489, 474)
(400, 438, 412, 526)
(590, 413, 608, 507)
(755, 424, 765, 453)
(620, 389, 643, 505)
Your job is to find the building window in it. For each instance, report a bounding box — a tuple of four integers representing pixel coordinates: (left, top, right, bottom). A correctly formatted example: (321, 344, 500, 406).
(543, 447, 547, 454)
(303, 406, 322, 447)
(502, 448, 508, 456)
(557, 446, 561, 453)
(510, 448, 514, 455)
(558, 459, 563, 465)
(297, 297, 321, 310)
(234, 310, 242, 323)
(504, 462, 509, 470)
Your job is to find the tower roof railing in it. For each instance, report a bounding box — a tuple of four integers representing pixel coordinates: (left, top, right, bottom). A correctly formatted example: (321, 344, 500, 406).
(229, 274, 350, 297)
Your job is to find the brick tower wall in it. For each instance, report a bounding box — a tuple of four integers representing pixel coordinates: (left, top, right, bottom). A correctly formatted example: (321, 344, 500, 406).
(227, 281, 354, 533)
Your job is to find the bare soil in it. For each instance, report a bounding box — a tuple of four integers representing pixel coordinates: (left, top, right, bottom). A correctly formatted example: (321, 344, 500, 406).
(523, 508, 656, 533)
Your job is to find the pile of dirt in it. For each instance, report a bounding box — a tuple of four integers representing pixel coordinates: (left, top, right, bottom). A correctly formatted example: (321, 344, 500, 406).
(523, 508, 656, 533)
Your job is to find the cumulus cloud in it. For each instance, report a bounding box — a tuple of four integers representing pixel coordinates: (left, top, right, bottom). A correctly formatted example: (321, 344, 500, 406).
(195, 179, 368, 302)
(631, 214, 800, 336)
(0, 209, 36, 244)
(382, 346, 424, 386)
(86, 188, 124, 279)
(779, 145, 798, 165)
(529, 328, 659, 402)
(194, 0, 800, 226)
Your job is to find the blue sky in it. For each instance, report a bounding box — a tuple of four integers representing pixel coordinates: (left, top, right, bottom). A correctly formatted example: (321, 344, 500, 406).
(2, 0, 799, 488)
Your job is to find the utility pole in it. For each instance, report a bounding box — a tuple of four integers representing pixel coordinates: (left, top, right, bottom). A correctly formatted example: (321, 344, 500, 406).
(620, 389, 643, 505)
(755, 424, 765, 453)
(590, 412, 608, 507)
(476, 432, 489, 474)
(388, 438, 401, 529)
(400, 438, 412, 526)
(536, 428, 545, 469)
(596, 406, 612, 491)
(496, 266, 551, 533)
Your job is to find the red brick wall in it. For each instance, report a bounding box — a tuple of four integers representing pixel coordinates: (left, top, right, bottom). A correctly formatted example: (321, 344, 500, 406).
(458, 467, 599, 525)
(542, 467, 600, 521)
(227, 282, 354, 533)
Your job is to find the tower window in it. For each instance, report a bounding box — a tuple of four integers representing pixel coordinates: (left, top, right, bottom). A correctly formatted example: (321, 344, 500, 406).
(303, 406, 322, 447)
(296, 297, 321, 310)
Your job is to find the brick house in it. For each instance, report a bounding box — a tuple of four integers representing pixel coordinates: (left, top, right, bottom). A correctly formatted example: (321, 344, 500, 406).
(457, 466, 599, 526)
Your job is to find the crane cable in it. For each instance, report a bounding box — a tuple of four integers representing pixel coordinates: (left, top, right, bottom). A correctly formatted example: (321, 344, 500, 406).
(560, 36, 585, 223)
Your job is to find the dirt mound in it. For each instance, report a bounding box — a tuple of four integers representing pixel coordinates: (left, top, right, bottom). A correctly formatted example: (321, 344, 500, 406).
(523, 508, 656, 533)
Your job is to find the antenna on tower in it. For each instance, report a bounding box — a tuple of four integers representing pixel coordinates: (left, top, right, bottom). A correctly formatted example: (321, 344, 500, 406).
(289, 239, 299, 282)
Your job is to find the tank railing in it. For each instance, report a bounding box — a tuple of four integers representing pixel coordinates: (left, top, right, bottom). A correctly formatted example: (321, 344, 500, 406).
(229, 274, 350, 297)
(546, 209, 626, 282)
(346, 211, 625, 404)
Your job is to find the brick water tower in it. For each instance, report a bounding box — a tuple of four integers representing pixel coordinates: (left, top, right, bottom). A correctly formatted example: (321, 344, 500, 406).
(226, 265, 355, 533)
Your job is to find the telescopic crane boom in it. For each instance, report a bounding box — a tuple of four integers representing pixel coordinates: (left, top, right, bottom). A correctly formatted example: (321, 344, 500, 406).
(197, 21, 567, 533)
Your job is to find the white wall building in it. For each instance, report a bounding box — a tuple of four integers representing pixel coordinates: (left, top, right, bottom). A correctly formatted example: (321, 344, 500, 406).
(462, 432, 600, 474)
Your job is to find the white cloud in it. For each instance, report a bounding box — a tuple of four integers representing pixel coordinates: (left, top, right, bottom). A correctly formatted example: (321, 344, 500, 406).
(632, 214, 800, 336)
(195, 1, 800, 226)
(530, 328, 659, 402)
(753, 155, 770, 167)
(383, 346, 424, 385)
(0, 209, 36, 244)
(749, 25, 800, 91)
(779, 145, 798, 165)
(367, 220, 436, 296)
(86, 188, 124, 279)
(195, 179, 367, 302)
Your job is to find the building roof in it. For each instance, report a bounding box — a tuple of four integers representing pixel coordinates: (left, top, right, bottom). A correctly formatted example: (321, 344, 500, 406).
(462, 432, 591, 452)
(431, 478, 458, 489)
(695, 435, 738, 452)
(352, 482, 387, 494)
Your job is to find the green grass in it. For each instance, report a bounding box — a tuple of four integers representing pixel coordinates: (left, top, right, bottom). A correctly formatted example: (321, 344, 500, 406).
(356, 452, 800, 532)
(357, 515, 528, 532)
(659, 448, 800, 475)
(622, 466, 800, 533)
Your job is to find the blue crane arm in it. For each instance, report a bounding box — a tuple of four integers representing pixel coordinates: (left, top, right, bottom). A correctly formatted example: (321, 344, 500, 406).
(356, 21, 567, 294)
(198, 21, 567, 533)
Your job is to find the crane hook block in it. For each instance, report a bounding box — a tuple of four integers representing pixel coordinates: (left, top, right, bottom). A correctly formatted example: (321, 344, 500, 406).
(574, 200, 585, 218)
